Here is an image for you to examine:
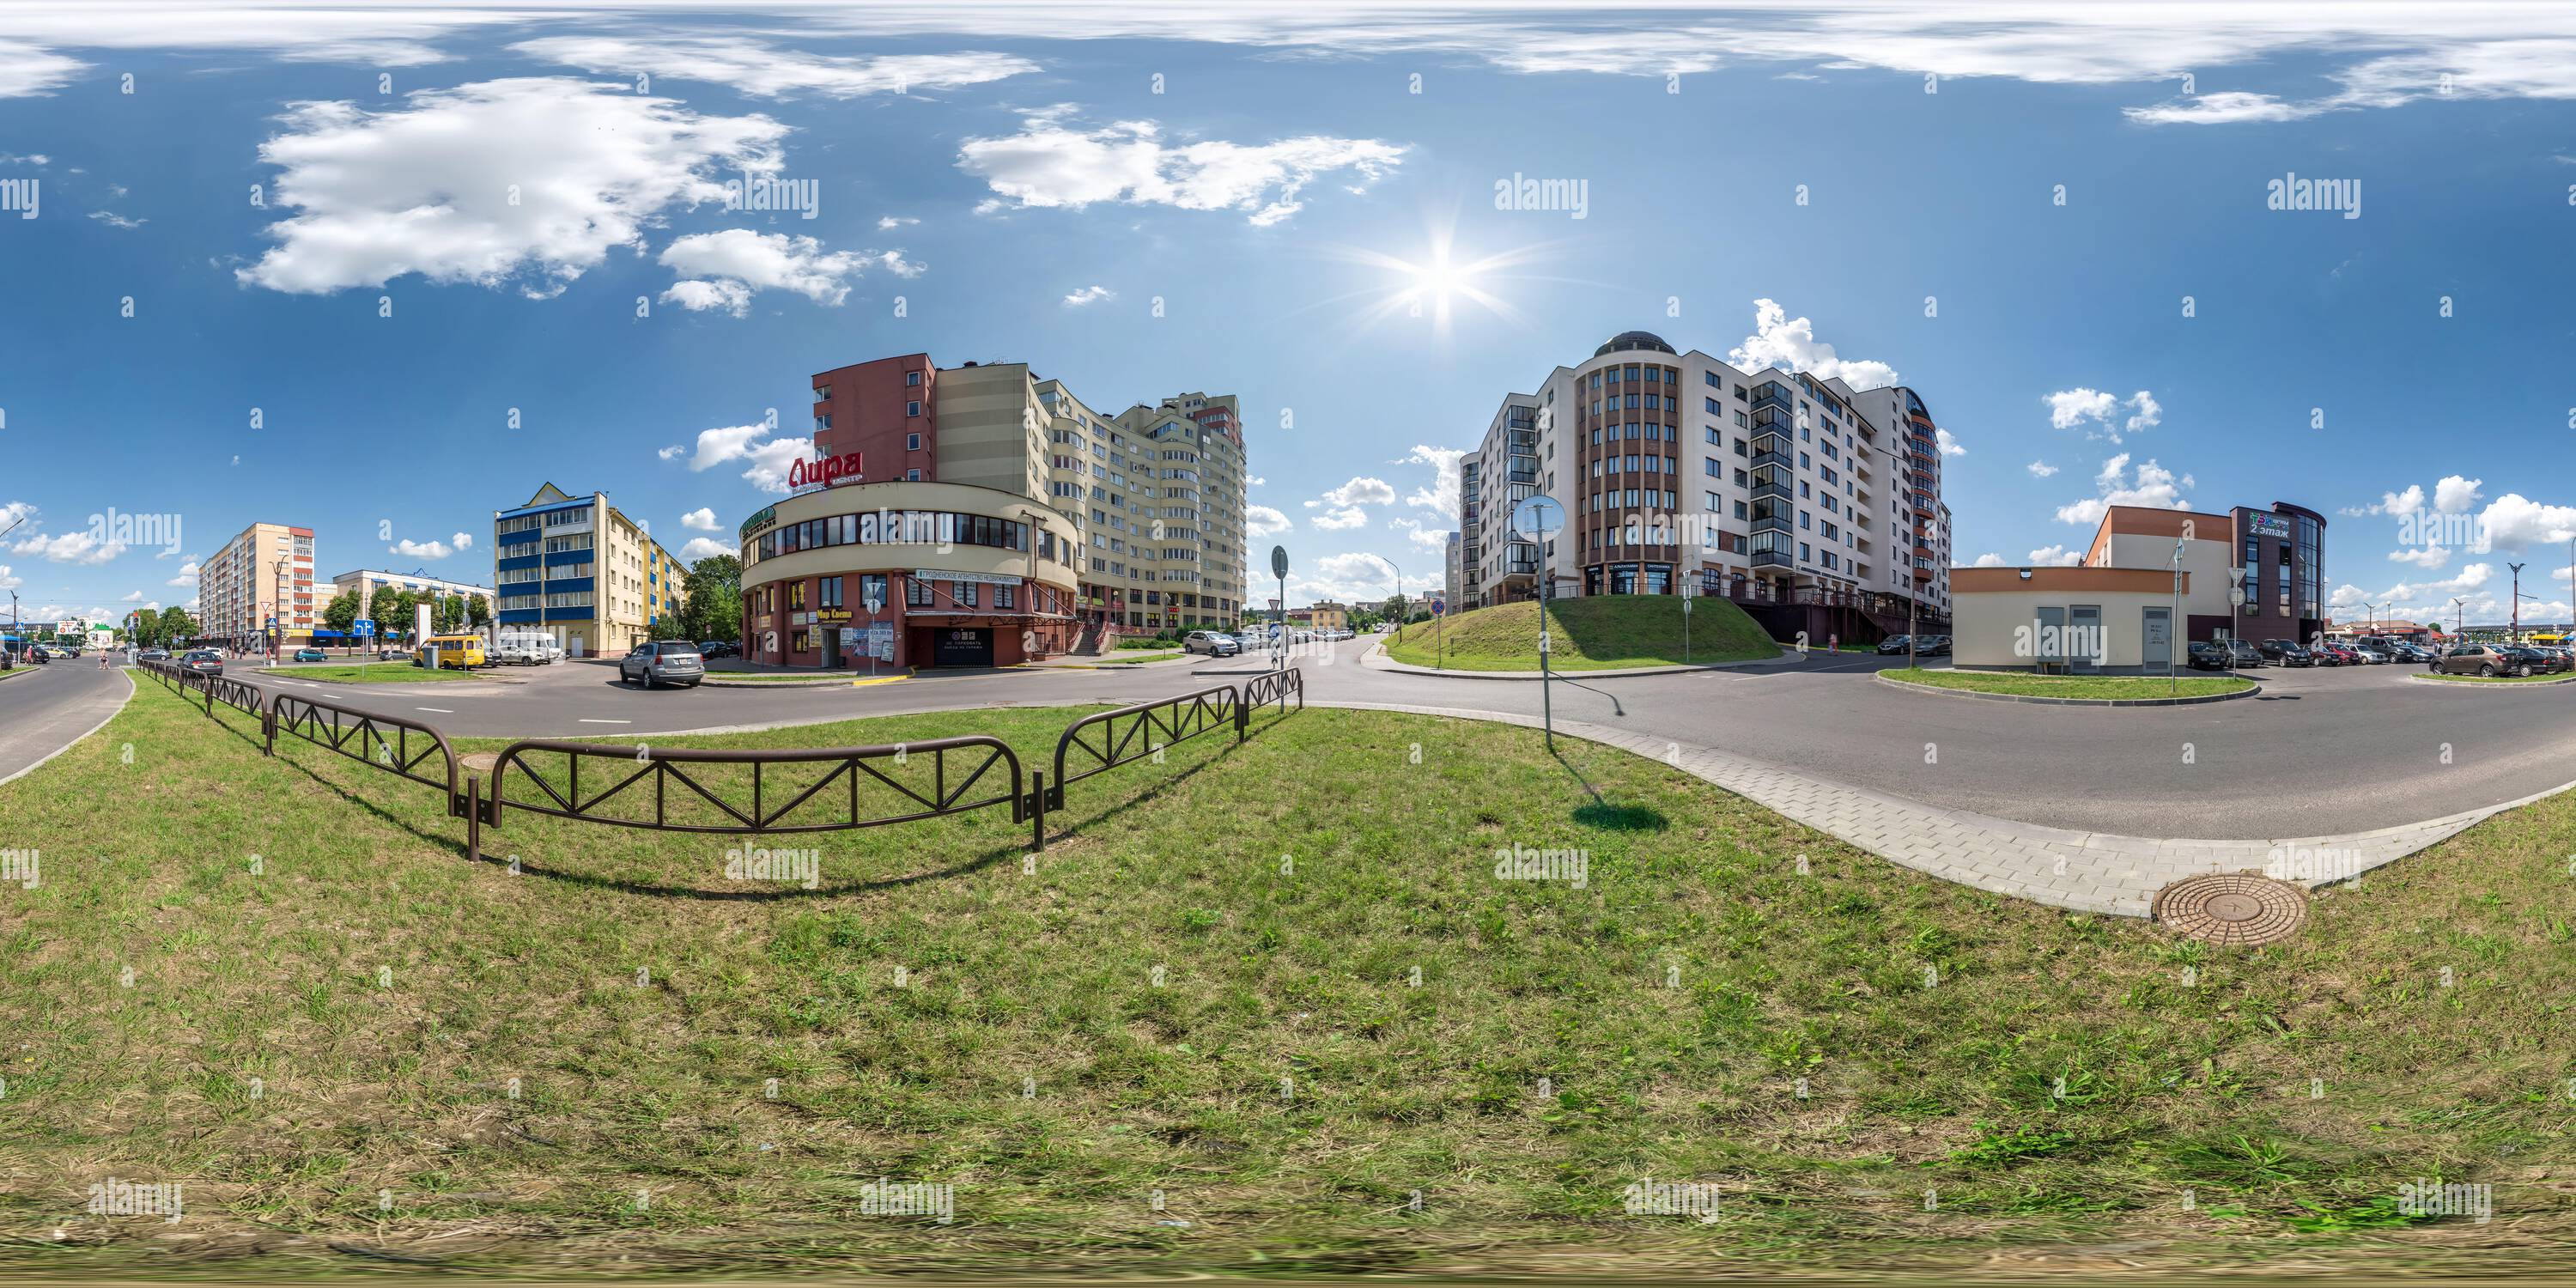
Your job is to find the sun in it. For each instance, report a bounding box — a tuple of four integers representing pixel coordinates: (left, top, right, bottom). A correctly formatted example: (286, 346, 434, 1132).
(1297, 213, 1574, 341)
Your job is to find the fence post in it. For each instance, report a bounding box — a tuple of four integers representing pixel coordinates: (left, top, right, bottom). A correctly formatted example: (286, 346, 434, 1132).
(1029, 769, 1047, 852)
(465, 777, 482, 864)
(1235, 690, 1249, 742)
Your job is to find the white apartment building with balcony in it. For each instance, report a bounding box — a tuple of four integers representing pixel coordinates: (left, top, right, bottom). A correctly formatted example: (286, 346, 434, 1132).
(1458, 330, 1953, 628)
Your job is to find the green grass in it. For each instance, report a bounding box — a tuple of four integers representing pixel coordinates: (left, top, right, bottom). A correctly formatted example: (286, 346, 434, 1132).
(3, 682, 2574, 1277)
(1881, 667, 2257, 700)
(1383, 595, 1777, 671)
(264, 662, 471, 683)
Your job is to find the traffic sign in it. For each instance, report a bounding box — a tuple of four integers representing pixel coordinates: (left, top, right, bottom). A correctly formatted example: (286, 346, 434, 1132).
(1510, 495, 1564, 538)
(354, 618, 375, 636)
(1270, 544, 1289, 580)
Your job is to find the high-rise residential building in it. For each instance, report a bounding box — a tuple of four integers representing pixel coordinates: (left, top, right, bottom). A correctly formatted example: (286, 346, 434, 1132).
(201, 521, 315, 649)
(1459, 329, 1953, 640)
(781, 353, 1248, 671)
(492, 484, 687, 657)
(1443, 530, 1463, 611)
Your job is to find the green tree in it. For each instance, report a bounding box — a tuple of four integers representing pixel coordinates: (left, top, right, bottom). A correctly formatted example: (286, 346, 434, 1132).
(321, 589, 359, 637)
(465, 594, 491, 629)
(680, 555, 743, 643)
(371, 588, 415, 641)
(157, 606, 197, 644)
(433, 592, 467, 635)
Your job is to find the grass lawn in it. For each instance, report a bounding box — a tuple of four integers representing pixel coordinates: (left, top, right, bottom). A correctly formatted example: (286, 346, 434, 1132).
(1082, 650, 1184, 665)
(1881, 667, 2257, 700)
(264, 662, 471, 683)
(2, 683, 2573, 1277)
(1383, 595, 1777, 671)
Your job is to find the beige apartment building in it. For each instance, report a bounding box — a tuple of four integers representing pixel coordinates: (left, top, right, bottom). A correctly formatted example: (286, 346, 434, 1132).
(200, 521, 316, 648)
(493, 484, 689, 657)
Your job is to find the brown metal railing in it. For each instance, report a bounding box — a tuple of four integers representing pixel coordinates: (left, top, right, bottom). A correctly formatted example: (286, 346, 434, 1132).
(1047, 682, 1241, 810)
(1241, 665, 1304, 719)
(270, 691, 461, 797)
(477, 735, 1030, 860)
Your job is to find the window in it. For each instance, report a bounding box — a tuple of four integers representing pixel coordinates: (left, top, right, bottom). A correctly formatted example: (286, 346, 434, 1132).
(957, 580, 979, 608)
(906, 400, 922, 416)
(819, 575, 842, 608)
(1705, 397, 1721, 414)
(789, 580, 807, 610)
(906, 370, 921, 386)
(907, 469, 921, 481)
(995, 583, 1016, 610)
(906, 576, 932, 607)
(907, 433, 921, 450)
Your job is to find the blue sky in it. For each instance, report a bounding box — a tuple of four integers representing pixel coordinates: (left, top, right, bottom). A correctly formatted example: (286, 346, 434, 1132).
(3, 2, 2573, 628)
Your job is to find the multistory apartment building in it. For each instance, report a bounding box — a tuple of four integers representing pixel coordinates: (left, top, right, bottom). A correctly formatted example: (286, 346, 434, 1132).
(1443, 530, 1463, 611)
(492, 484, 687, 656)
(1458, 330, 1953, 635)
(201, 521, 315, 649)
(804, 353, 1249, 630)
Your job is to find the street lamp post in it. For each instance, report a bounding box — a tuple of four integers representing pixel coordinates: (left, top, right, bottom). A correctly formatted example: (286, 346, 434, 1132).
(2169, 537, 2184, 696)
(2510, 562, 2527, 641)
(2451, 596, 2468, 640)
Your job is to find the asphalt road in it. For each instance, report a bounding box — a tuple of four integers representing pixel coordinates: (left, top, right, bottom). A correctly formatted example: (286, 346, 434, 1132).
(139, 642, 2576, 839)
(0, 661, 133, 785)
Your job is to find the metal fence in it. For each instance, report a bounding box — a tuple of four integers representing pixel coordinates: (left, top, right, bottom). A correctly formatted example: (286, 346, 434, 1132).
(139, 662, 1304, 869)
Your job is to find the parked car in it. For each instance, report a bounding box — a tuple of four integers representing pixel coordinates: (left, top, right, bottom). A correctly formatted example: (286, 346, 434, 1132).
(619, 641, 705, 689)
(2349, 643, 2391, 664)
(697, 640, 740, 659)
(137, 647, 169, 661)
(2540, 646, 2576, 673)
(1875, 635, 1913, 655)
(2186, 641, 2232, 671)
(489, 640, 536, 666)
(2310, 643, 2353, 665)
(179, 649, 224, 677)
(2258, 639, 2314, 666)
(2503, 645, 2564, 675)
(1915, 635, 1953, 656)
(1182, 629, 1241, 657)
(2433, 644, 2525, 677)
(292, 647, 327, 662)
(2225, 638, 2268, 667)
(2383, 641, 2434, 662)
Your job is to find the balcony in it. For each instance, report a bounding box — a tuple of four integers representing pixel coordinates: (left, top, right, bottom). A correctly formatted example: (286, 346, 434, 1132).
(1751, 477, 1792, 502)
(1751, 512, 1793, 537)
(1748, 383, 1794, 415)
(1751, 548, 1795, 569)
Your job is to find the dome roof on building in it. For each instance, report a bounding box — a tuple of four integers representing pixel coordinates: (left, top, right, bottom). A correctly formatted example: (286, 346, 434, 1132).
(1594, 330, 1677, 356)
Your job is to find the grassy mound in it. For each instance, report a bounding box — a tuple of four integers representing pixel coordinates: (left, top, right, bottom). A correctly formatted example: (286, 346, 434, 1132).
(3, 683, 2574, 1276)
(1384, 594, 1777, 671)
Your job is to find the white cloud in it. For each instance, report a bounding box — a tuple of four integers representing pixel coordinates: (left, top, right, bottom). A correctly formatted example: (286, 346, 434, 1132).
(9, 528, 124, 564)
(2471, 493, 2576, 550)
(88, 210, 145, 229)
(680, 507, 720, 532)
(1935, 427, 1965, 457)
(238, 77, 787, 296)
(389, 537, 457, 559)
(877, 215, 918, 229)
(2434, 475, 2485, 514)
(2342, 483, 2426, 517)
(2044, 387, 2160, 443)
(2388, 546, 2450, 569)
(1400, 444, 1464, 513)
(2123, 90, 2315, 125)
(2026, 460, 2058, 478)
(2027, 544, 2084, 567)
(659, 229, 905, 315)
(1246, 505, 1291, 538)
(738, 435, 816, 494)
(658, 444, 685, 461)
(957, 105, 1405, 226)
(1309, 507, 1368, 532)
(1971, 552, 2008, 568)
(1315, 477, 1397, 507)
(1062, 284, 1115, 307)
(1727, 298, 1898, 390)
(1404, 524, 1450, 551)
(671, 422, 772, 473)
(512, 37, 1036, 100)
(452, 531, 473, 550)
(166, 560, 199, 586)
(118, 589, 145, 602)
(2054, 453, 2192, 526)
(678, 536, 731, 562)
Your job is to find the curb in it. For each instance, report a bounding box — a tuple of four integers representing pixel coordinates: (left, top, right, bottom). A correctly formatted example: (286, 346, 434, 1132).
(2407, 671, 2576, 687)
(0, 665, 42, 685)
(1873, 671, 2261, 707)
(0, 668, 135, 787)
(1364, 640, 1802, 680)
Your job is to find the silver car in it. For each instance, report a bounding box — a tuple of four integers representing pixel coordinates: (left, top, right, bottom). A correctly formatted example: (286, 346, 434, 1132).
(620, 641, 705, 689)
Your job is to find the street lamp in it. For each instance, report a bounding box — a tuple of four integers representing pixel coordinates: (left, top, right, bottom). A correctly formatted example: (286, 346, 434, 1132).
(2509, 562, 2527, 641)
(1366, 553, 1402, 649)
(2451, 596, 2469, 639)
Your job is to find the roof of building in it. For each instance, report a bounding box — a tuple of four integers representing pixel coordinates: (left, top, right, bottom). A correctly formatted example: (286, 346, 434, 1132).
(1594, 330, 1677, 357)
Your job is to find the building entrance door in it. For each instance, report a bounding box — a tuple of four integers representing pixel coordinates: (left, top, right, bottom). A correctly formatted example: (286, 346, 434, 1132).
(2069, 605, 2102, 673)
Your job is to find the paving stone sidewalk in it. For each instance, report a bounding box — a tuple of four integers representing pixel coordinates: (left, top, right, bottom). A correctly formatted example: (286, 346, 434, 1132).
(1323, 700, 2572, 917)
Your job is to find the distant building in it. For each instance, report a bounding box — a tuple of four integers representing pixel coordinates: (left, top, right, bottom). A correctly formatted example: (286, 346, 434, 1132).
(493, 484, 688, 657)
(202, 522, 316, 649)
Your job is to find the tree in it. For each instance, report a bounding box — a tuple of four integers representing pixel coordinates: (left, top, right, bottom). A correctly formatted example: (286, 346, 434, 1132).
(321, 589, 359, 637)
(433, 592, 467, 635)
(680, 555, 743, 643)
(157, 606, 197, 644)
(465, 594, 491, 629)
(372, 588, 415, 641)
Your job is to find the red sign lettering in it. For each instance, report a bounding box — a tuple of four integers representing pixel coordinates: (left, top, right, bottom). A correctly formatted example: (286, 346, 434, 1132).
(788, 451, 865, 489)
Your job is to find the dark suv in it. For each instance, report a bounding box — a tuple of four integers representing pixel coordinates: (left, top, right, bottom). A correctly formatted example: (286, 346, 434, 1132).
(2258, 639, 2313, 666)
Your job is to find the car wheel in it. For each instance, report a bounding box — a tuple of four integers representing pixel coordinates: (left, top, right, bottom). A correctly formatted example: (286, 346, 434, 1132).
(2479, 664, 2495, 677)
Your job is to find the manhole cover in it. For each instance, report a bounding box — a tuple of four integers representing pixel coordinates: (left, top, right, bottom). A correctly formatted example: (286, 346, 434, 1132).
(2152, 873, 2307, 945)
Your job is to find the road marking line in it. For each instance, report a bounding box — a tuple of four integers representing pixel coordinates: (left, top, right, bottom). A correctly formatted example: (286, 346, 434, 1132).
(580, 718, 632, 724)
(416, 707, 453, 713)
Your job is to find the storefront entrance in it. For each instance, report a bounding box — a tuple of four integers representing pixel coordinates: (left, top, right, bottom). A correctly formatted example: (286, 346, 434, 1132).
(932, 627, 994, 668)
